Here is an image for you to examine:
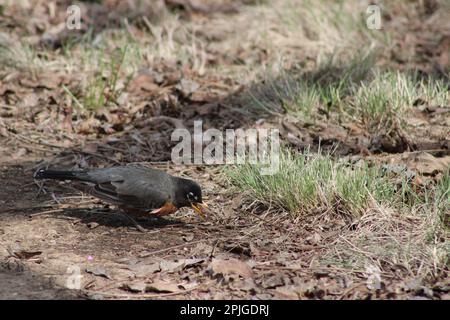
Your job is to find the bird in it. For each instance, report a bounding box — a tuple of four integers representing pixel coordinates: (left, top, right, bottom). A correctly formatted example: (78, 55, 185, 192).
(34, 164, 208, 220)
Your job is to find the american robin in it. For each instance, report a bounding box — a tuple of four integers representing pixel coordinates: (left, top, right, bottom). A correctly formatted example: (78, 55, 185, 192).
(34, 164, 208, 219)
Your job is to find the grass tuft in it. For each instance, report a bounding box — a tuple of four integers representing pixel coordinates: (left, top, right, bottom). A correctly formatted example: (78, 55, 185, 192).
(246, 52, 449, 130)
(83, 46, 128, 110)
(64, 45, 129, 111)
(225, 149, 421, 216)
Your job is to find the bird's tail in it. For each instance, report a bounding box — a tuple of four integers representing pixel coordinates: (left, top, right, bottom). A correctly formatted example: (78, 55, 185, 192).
(34, 169, 87, 181)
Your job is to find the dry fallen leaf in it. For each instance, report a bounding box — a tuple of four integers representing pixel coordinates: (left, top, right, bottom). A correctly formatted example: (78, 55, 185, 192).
(384, 152, 450, 176)
(20, 93, 39, 108)
(230, 278, 257, 292)
(159, 258, 204, 273)
(146, 280, 183, 293)
(404, 152, 450, 175)
(129, 262, 161, 277)
(85, 266, 112, 280)
(209, 258, 253, 279)
(11, 250, 42, 260)
(176, 78, 200, 98)
(76, 117, 101, 134)
(128, 73, 160, 97)
(122, 281, 147, 293)
(274, 285, 300, 300)
(182, 233, 195, 242)
(261, 274, 285, 289)
(86, 222, 99, 229)
(159, 260, 185, 273)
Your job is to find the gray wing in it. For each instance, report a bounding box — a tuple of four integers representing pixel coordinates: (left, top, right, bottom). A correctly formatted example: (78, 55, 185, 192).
(86, 165, 172, 210)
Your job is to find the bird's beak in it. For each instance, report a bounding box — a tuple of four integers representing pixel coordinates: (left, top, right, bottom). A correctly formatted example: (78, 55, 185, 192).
(191, 202, 208, 219)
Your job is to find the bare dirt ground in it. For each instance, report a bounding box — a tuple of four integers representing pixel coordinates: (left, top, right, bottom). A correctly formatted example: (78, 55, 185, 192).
(1, 158, 351, 300)
(0, 0, 449, 299)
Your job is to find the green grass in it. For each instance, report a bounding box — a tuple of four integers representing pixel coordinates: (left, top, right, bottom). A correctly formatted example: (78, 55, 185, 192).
(226, 145, 449, 276)
(83, 45, 128, 110)
(348, 71, 449, 128)
(425, 171, 450, 243)
(63, 45, 129, 111)
(246, 50, 376, 117)
(248, 51, 449, 129)
(225, 149, 423, 216)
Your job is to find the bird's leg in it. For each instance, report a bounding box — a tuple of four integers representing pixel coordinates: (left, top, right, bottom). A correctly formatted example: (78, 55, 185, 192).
(117, 205, 146, 232)
(121, 212, 146, 232)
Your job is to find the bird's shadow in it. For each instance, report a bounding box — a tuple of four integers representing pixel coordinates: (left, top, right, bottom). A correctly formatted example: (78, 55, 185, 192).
(51, 206, 186, 231)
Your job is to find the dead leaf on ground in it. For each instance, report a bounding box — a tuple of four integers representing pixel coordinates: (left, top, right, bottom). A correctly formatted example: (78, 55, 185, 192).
(128, 262, 161, 277)
(85, 266, 112, 279)
(159, 258, 204, 273)
(382, 164, 416, 179)
(261, 274, 285, 289)
(146, 280, 183, 293)
(313, 122, 348, 143)
(209, 258, 253, 279)
(76, 117, 101, 134)
(222, 241, 252, 256)
(176, 79, 200, 98)
(273, 285, 300, 299)
(230, 278, 257, 292)
(19, 72, 63, 90)
(87, 222, 99, 229)
(20, 93, 39, 108)
(10, 250, 42, 260)
(159, 260, 185, 273)
(122, 281, 147, 293)
(128, 73, 161, 97)
(182, 233, 195, 242)
(388, 152, 450, 176)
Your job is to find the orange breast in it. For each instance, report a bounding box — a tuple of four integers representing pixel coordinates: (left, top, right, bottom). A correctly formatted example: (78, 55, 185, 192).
(150, 202, 178, 216)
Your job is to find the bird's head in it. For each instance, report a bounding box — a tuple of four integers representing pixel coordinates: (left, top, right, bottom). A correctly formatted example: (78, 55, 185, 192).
(173, 178, 208, 219)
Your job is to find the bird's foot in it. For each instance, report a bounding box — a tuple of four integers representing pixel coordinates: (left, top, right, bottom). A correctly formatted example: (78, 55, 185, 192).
(117, 212, 146, 232)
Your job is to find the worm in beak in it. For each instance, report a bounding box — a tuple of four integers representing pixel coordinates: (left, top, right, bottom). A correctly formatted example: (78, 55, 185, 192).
(191, 202, 208, 219)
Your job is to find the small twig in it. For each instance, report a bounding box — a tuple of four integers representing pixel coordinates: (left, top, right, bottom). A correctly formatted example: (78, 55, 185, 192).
(51, 192, 62, 204)
(0, 204, 56, 214)
(62, 85, 85, 110)
(209, 239, 219, 258)
(123, 18, 137, 41)
(34, 180, 46, 198)
(338, 235, 375, 258)
(29, 209, 63, 217)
